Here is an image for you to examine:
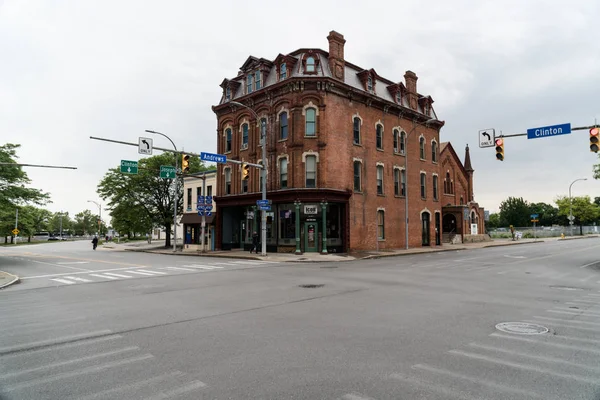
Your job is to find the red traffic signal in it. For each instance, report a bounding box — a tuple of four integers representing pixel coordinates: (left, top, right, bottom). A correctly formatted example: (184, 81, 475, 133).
(590, 127, 599, 153)
(495, 138, 504, 161)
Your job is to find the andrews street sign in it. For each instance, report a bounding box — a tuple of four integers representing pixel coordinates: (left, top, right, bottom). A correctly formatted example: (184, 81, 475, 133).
(120, 160, 138, 174)
(527, 123, 571, 140)
(200, 152, 227, 163)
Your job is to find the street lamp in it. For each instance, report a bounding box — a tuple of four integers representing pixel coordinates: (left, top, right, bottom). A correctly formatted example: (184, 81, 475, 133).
(404, 118, 438, 249)
(145, 129, 179, 252)
(229, 101, 268, 257)
(87, 200, 101, 236)
(568, 178, 587, 236)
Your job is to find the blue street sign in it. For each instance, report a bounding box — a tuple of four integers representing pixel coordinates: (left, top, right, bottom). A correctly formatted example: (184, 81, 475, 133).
(530, 213, 539, 219)
(206, 211, 212, 217)
(198, 195, 205, 203)
(200, 152, 227, 163)
(259, 205, 271, 211)
(256, 199, 270, 206)
(206, 196, 213, 203)
(206, 205, 213, 210)
(197, 205, 206, 211)
(527, 123, 571, 140)
(198, 211, 204, 216)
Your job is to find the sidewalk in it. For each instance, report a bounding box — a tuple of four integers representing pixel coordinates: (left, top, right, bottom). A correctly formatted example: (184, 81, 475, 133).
(0, 271, 20, 289)
(97, 235, 594, 263)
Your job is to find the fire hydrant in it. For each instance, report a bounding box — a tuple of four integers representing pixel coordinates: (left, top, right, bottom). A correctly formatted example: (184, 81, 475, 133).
(560, 233, 565, 239)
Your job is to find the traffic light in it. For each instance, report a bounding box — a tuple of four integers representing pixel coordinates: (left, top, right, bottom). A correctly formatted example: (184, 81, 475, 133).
(242, 163, 250, 180)
(181, 154, 190, 173)
(495, 138, 504, 161)
(590, 127, 599, 153)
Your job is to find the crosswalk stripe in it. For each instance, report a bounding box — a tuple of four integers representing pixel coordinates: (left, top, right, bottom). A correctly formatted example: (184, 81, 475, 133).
(138, 269, 167, 275)
(183, 265, 224, 270)
(126, 270, 156, 276)
(64, 276, 92, 283)
(165, 266, 195, 271)
(90, 274, 119, 280)
(50, 278, 76, 285)
(103, 272, 132, 278)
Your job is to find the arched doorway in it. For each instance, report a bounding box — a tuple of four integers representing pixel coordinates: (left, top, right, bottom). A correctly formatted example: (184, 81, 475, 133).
(443, 213, 457, 233)
(422, 212, 431, 246)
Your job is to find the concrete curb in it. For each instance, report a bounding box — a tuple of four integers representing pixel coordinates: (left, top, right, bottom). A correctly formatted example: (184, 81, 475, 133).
(124, 248, 267, 261)
(359, 247, 468, 260)
(481, 240, 545, 248)
(558, 235, 599, 241)
(0, 271, 20, 289)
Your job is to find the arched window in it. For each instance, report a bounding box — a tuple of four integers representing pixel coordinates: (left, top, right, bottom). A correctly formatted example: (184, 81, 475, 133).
(305, 108, 316, 136)
(393, 129, 399, 152)
(431, 141, 438, 162)
(377, 210, 385, 240)
(376, 124, 383, 150)
(225, 128, 232, 153)
(400, 131, 406, 154)
(280, 112, 288, 140)
(419, 137, 426, 159)
(353, 117, 361, 145)
(306, 57, 315, 73)
(224, 168, 231, 195)
(305, 155, 317, 188)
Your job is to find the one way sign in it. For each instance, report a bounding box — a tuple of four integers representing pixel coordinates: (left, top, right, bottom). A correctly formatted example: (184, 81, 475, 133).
(138, 137, 153, 155)
(479, 129, 495, 148)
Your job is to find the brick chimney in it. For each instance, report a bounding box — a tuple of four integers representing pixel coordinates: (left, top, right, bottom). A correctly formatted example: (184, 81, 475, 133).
(327, 30, 346, 81)
(404, 70, 418, 110)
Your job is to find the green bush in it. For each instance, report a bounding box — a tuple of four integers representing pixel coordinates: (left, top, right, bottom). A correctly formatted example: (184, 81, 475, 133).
(522, 232, 534, 239)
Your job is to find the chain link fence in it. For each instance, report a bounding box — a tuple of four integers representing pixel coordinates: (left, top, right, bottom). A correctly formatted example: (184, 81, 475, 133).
(489, 225, 600, 239)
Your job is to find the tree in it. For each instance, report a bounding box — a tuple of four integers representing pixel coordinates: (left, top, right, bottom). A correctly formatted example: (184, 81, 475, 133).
(528, 202, 561, 226)
(555, 195, 600, 235)
(110, 201, 153, 238)
(0, 143, 51, 208)
(73, 210, 97, 236)
(498, 197, 531, 227)
(48, 211, 72, 235)
(97, 153, 206, 248)
(486, 213, 500, 229)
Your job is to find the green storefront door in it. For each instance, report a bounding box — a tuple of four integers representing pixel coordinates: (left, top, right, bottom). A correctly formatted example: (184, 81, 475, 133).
(304, 222, 318, 252)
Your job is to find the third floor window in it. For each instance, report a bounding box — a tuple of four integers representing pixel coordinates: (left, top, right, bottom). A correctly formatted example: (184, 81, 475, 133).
(376, 125, 383, 150)
(305, 156, 316, 188)
(353, 117, 360, 144)
(305, 108, 316, 136)
(280, 112, 288, 140)
(242, 124, 249, 147)
(280, 158, 288, 188)
(225, 128, 232, 152)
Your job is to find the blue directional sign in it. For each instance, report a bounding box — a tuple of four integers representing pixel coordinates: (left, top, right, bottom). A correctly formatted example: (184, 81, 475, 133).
(197, 205, 206, 211)
(198, 211, 204, 216)
(206, 211, 212, 217)
(256, 199, 271, 206)
(198, 195, 205, 204)
(530, 213, 539, 219)
(527, 123, 571, 140)
(206, 196, 213, 203)
(206, 205, 213, 210)
(259, 205, 271, 211)
(200, 152, 227, 163)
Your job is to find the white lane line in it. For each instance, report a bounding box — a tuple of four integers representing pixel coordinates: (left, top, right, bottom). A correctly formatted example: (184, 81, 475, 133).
(0, 335, 122, 360)
(547, 309, 600, 318)
(146, 380, 207, 400)
(468, 342, 600, 373)
(0, 316, 87, 333)
(24, 258, 93, 272)
(580, 261, 598, 268)
(56, 261, 90, 265)
(89, 274, 119, 280)
(126, 270, 157, 276)
(64, 276, 92, 283)
(413, 363, 542, 398)
(489, 333, 600, 355)
(227, 260, 269, 265)
(341, 393, 377, 400)
(0, 346, 139, 379)
(3, 354, 154, 392)
(448, 349, 599, 384)
(164, 266, 195, 271)
(77, 371, 185, 400)
(586, 293, 600, 297)
(533, 316, 600, 327)
(551, 307, 600, 317)
(50, 278, 76, 285)
(0, 330, 113, 354)
(137, 269, 167, 275)
(22, 265, 148, 279)
(565, 299, 599, 305)
(103, 272, 132, 278)
(183, 265, 224, 270)
(528, 319, 599, 332)
(390, 373, 481, 400)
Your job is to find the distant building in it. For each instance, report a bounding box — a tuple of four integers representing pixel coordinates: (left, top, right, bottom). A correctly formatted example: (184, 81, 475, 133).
(211, 30, 485, 254)
(180, 170, 217, 251)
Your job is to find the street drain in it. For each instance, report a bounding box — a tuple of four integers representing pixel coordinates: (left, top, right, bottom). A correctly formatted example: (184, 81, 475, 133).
(299, 284, 325, 288)
(550, 285, 583, 291)
(495, 322, 548, 335)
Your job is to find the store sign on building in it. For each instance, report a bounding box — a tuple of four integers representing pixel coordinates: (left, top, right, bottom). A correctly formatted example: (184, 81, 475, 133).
(304, 205, 319, 215)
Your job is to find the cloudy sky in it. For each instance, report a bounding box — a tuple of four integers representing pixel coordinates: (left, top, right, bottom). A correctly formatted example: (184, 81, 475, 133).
(1, 0, 599, 221)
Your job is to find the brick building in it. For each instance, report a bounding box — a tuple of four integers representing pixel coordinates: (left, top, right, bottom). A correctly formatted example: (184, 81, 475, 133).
(211, 30, 485, 253)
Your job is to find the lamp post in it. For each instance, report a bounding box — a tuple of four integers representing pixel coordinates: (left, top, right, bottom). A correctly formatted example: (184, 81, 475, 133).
(568, 178, 587, 236)
(229, 101, 268, 257)
(87, 200, 101, 236)
(404, 118, 437, 249)
(145, 129, 179, 252)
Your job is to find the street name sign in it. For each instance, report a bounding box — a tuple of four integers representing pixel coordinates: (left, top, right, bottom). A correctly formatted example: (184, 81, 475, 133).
(138, 137, 153, 155)
(121, 160, 138, 174)
(530, 213, 539, 219)
(527, 123, 571, 140)
(479, 129, 495, 148)
(200, 152, 227, 163)
(259, 205, 271, 211)
(160, 165, 176, 179)
(256, 199, 271, 206)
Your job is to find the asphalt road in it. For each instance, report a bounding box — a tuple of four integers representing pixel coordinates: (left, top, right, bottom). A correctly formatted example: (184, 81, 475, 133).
(1, 239, 600, 399)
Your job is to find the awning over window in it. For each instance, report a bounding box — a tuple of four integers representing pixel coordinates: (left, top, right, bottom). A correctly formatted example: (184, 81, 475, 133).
(180, 213, 215, 225)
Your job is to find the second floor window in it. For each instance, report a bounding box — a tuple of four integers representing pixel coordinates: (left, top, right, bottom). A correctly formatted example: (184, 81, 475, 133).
(353, 117, 360, 144)
(280, 158, 288, 188)
(225, 128, 232, 152)
(393, 129, 399, 152)
(401, 169, 406, 196)
(420, 173, 426, 198)
(242, 124, 249, 147)
(376, 125, 383, 150)
(433, 175, 439, 200)
(432, 141, 438, 162)
(305, 108, 316, 136)
(420, 137, 426, 159)
(394, 169, 400, 196)
(280, 63, 287, 80)
(353, 161, 361, 191)
(207, 186, 212, 197)
(400, 131, 406, 154)
(376, 165, 383, 195)
(255, 71, 261, 90)
(242, 179, 248, 193)
(225, 169, 231, 195)
(280, 112, 288, 140)
(306, 155, 316, 188)
(187, 188, 192, 210)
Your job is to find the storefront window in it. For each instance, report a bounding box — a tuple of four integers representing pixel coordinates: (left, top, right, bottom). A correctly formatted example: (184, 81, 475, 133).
(279, 205, 295, 239)
(326, 204, 341, 239)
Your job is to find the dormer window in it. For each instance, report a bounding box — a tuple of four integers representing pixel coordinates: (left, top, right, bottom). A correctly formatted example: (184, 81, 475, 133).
(246, 75, 253, 94)
(395, 91, 401, 104)
(280, 63, 287, 80)
(254, 71, 261, 91)
(306, 57, 315, 73)
(225, 87, 231, 101)
(367, 75, 373, 92)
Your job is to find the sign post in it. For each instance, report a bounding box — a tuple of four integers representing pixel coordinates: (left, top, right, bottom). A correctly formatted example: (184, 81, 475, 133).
(530, 214, 539, 240)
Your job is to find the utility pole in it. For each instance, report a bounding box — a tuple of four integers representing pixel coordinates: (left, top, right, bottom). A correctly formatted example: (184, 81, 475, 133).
(201, 172, 207, 253)
(59, 211, 63, 239)
(14, 208, 18, 245)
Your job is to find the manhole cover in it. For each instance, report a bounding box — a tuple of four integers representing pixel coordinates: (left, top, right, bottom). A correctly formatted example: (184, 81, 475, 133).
(299, 284, 325, 288)
(550, 285, 583, 291)
(495, 322, 548, 335)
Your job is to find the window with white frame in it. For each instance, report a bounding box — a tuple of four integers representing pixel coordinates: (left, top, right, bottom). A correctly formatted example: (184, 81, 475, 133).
(241, 124, 249, 148)
(225, 128, 232, 153)
(432, 141, 438, 162)
(305, 155, 316, 188)
(280, 63, 287, 80)
(433, 175, 439, 200)
(353, 161, 361, 192)
(353, 117, 361, 145)
(246, 75, 253, 94)
(393, 129, 399, 152)
(280, 158, 288, 188)
(394, 168, 400, 196)
(400, 131, 406, 154)
(280, 112, 288, 140)
(225, 168, 231, 195)
(419, 137, 426, 159)
(376, 165, 384, 195)
(305, 108, 316, 136)
(187, 188, 192, 210)
(401, 169, 406, 196)
(420, 172, 426, 198)
(376, 124, 383, 150)
(306, 57, 315, 72)
(377, 210, 385, 239)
